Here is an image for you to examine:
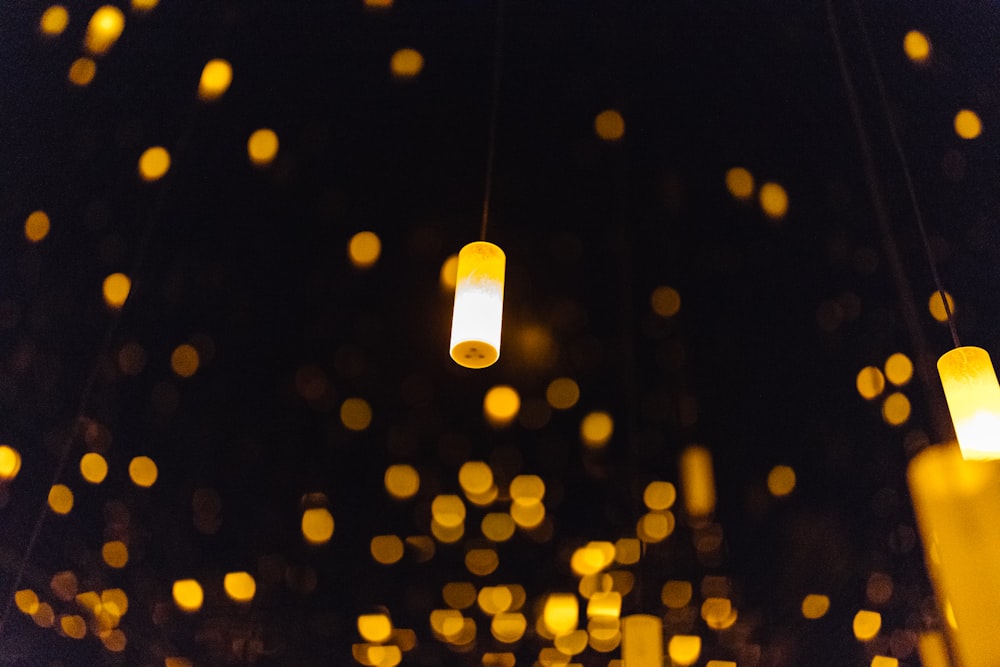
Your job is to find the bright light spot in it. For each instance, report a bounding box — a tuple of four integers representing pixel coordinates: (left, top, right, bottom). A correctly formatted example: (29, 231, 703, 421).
(680, 445, 716, 517)
(580, 410, 614, 448)
(348, 231, 381, 268)
(667, 635, 701, 666)
(170, 344, 200, 378)
(247, 128, 279, 166)
(543, 593, 578, 635)
(432, 494, 466, 528)
(954, 109, 982, 140)
(131, 0, 159, 12)
(459, 461, 494, 495)
(856, 366, 886, 400)
(359, 614, 393, 643)
(102, 272, 131, 309)
(439, 253, 459, 291)
(364, 0, 394, 8)
(725, 167, 755, 200)
(84, 6, 125, 56)
(101, 589, 128, 617)
(643, 481, 676, 510)
(0, 445, 23, 481)
(484, 385, 520, 427)
(223, 571, 256, 602)
(478, 586, 514, 615)
(928, 290, 955, 323)
(481, 512, 516, 542)
(138, 146, 170, 181)
(594, 109, 625, 141)
(340, 397, 373, 431)
(40, 5, 70, 36)
(651, 285, 681, 317)
(370, 534, 404, 564)
(509, 475, 545, 503)
(48, 484, 74, 514)
(301, 507, 335, 544)
(903, 30, 931, 64)
(881, 392, 911, 426)
(198, 59, 233, 101)
(853, 609, 882, 641)
(570, 542, 615, 576)
(24, 211, 51, 242)
(759, 182, 789, 220)
(102, 541, 128, 568)
(871, 657, 898, 667)
(15, 589, 39, 615)
(637, 511, 674, 542)
(128, 456, 158, 487)
(172, 579, 203, 612)
(766, 465, 796, 497)
(384, 464, 419, 500)
(884, 352, 913, 386)
(60, 614, 87, 639)
(546, 377, 580, 410)
(68, 57, 97, 86)
(509, 499, 545, 529)
(554, 629, 589, 655)
(614, 538, 641, 565)
(702, 597, 737, 629)
(661, 580, 693, 608)
(390, 48, 423, 78)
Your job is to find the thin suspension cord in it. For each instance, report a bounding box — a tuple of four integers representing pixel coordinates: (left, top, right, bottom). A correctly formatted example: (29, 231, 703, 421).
(480, 0, 504, 241)
(851, 0, 960, 348)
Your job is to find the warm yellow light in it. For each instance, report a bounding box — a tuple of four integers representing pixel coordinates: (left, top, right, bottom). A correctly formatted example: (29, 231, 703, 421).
(340, 397, 373, 431)
(680, 445, 716, 517)
(15, 589, 39, 615)
(0, 445, 22, 481)
(84, 6, 125, 56)
(102, 588, 128, 617)
(917, 632, 950, 667)
(370, 535, 404, 564)
(478, 586, 514, 615)
(706, 662, 737, 667)
(198, 59, 233, 101)
(128, 456, 158, 487)
(954, 109, 982, 140)
(650, 285, 681, 317)
(881, 391, 911, 426)
(390, 48, 424, 78)
(766, 465, 796, 497)
(483, 385, 520, 426)
(131, 0, 159, 12)
(384, 464, 419, 499)
(545, 377, 580, 410)
(301, 507, 335, 544)
(554, 629, 589, 655)
(172, 579, 203, 612)
(490, 614, 526, 644)
(102, 629, 127, 652)
(32, 602, 55, 628)
(856, 366, 885, 400)
(432, 494, 466, 528)
(465, 548, 499, 576)
(929, 290, 956, 323)
(801, 593, 830, 619)
(61, 614, 87, 639)
(621, 615, 663, 666)
(938, 347, 1000, 459)
(247, 128, 279, 166)
(439, 253, 459, 291)
(102, 541, 128, 568)
(853, 610, 881, 641)
(509, 474, 545, 503)
(594, 109, 625, 141)
(450, 241, 505, 368)
(725, 167, 755, 200)
(223, 571, 256, 602)
(580, 410, 614, 448)
(40, 5, 70, 36)
(48, 484, 74, 514)
(637, 511, 674, 543)
(904, 30, 931, 64)
(661, 580, 692, 608)
(570, 542, 615, 576)
(643, 481, 676, 510)
(102, 273, 131, 309)
(759, 182, 789, 220)
(668, 634, 702, 666)
(348, 231, 382, 268)
(481, 512, 515, 542)
(614, 538, 641, 565)
(138, 146, 170, 181)
(884, 352, 914, 386)
(165, 659, 194, 667)
(365, 0, 394, 8)
(68, 57, 97, 86)
(458, 461, 494, 495)
(358, 613, 392, 643)
(171, 344, 200, 378)
(871, 657, 898, 667)
(25, 211, 51, 242)
(542, 593, 578, 635)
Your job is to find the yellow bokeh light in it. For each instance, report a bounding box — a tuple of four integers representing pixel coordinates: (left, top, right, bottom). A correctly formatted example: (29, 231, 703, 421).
(725, 166, 755, 200)
(48, 484, 74, 514)
(198, 59, 233, 101)
(478, 586, 514, 616)
(340, 397, 373, 431)
(102, 588, 128, 617)
(954, 109, 982, 140)
(68, 57, 97, 87)
(138, 146, 170, 182)
(170, 344, 200, 378)
(871, 657, 898, 667)
(614, 538, 641, 565)
(580, 410, 614, 448)
(884, 352, 914, 386)
(594, 109, 625, 142)
(432, 494, 466, 528)
(384, 464, 419, 500)
(856, 366, 886, 400)
(543, 593, 578, 636)
(661, 580, 692, 608)
(223, 571, 256, 602)
(546, 377, 580, 410)
(637, 511, 674, 543)
(904, 30, 931, 64)
(15, 589, 39, 615)
(128, 456, 158, 487)
(443, 582, 477, 610)
(766, 465, 796, 497)
(0, 445, 23, 481)
(481, 512, 516, 542)
(84, 6, 125, 56)
(131, 0, 160, 12)
(439, 253, 459, 291)
(484, 385, 520, 427)
(102, 629, 127, 652)
(853, 609, 882, 641)
(24, 211, 51, 243)
(928, 290, 955, 323)
(555, 629, 589, 655)
(667, 635, 702, 666)
(570, 542, 615, 576)
(881, 391, 911, 426)
(348, 231, 382, 268)
(465, 548, 499, 576)
(32, 602, 55, 628)
(509, 474, 545, 503)
(650, 285, 681, 317)
(60, 614, 87, 639)
(101, 541, 128, 569)
(680, 445, 716, 517)
(458, 461, 494, 495)
(390, 48, 424, 78)
(172, 579, 204, 613)
(643, 481, 676, 510)
(759, 182, 789, 220)
(247, 128, 279, 166)
(509, 500, 545, 529)
(301, 507, 335, 545)
(358, 614, 393, 643)
(370, 534, 404, 564)
(40, 5, 70, 36)
(102, 272, 131, 309)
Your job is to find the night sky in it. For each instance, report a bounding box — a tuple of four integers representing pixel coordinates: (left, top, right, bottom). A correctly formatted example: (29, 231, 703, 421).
(1, 1, 999, 665)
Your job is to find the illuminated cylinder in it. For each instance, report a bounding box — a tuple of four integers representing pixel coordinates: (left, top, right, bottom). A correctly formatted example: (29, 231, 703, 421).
(621, 614, 663, 666)
(938, 346, 1000, 460)
(680, 445, 716, 518)
(449, 241, 505, 368)
(908, 443, 1000, 666)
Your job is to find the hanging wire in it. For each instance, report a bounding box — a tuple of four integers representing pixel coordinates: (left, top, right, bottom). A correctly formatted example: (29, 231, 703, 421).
(480, 0, 505, 241)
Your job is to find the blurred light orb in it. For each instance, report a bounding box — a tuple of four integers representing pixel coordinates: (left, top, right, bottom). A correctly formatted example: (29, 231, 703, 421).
(348, 231, 382, 268)
(759, 182, 789, 220)
(198, 59, 233, 101)
(725, 167, 755, 200)
(0, 445, 23, 481)
(954, 109, 982, 140)
(68, 57, 97, 87)
(594, 109, 625, 141)
(390, 48, 424, 78)
(247, 128, 279, 166)
(138, 146, 170, 181)
(40, 5, 70, 36)
(903, 30, 931, 64)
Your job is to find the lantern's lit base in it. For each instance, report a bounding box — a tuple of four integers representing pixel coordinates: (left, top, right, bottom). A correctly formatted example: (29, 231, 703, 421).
(451, 340, 499, 369)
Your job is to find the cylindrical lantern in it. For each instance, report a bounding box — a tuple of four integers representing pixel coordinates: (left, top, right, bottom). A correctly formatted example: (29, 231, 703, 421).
(622, 614, 663, 666)
(449, 241, 505, 368)
(937, 346, 1000, 460)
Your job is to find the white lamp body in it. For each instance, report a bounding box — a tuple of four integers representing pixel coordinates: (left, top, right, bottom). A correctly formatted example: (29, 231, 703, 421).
(938, 346, 1000, 460)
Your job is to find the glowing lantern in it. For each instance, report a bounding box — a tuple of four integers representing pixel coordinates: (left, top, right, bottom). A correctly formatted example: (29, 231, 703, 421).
(449, 241, 505, 368)
(937, 346, 1000, 459)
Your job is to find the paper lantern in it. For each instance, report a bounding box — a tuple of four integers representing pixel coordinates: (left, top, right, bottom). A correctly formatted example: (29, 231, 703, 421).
(449, 241, 505, 368)
(938, 346, 1000, 459)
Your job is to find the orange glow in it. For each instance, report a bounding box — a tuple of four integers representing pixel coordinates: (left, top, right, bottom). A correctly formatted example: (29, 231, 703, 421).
(904, 30, 931, 64)
(856, 366, 886, 399)
(128, 456, 158, 487)
(650, 285, 681, 317)
(102, 273, 131, 309)
(301, 507, 335, 544)
(622, 615, 663, 666)
(102, 541, 128, 568)
(170, 344, 200, 378)
(384, 464, 419, 499)
(594, 109, 625, 141)
(954, 109, 982, 140)
(370, 535, 404, 564)
(0, 445, 22, 481)
(450, 241, 506, 368)
(668, 634, 702, 666)
(759, 182, 789, 220)
(929, 290, 956, 323)
(680, 445, 716, 517)
(24, 211, 51, 242)
(48, 484, 74, 514)
(542, 593, 578, 635)
(198, 59, 233, 101)
(853, 610, 881, 641)
(766, 465, 796, 496)
(725, 167, 755, 200)
(390, 48, 424, 78)
(358, 613, 393, 643)
(662, 580, 692, 608)
(84, 6, 125, 56)
(40, 6, 70, 36)
(884, 352, 914, 386)
(938, 346, 1000, 459)
(68, 58, 97, 86)
(138, 146, 171, 181)
(483, 385, 520, 427)
(224, 572, 256, 602)
(580, 411, 614, 448)
(348, 231, 382, 268)
(643, 481, 676, 510)
(172, 579, 203, 612)
(340, 397, 373, 431)
(248, 128, 279, 166)
(801, 594, 830, 619)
